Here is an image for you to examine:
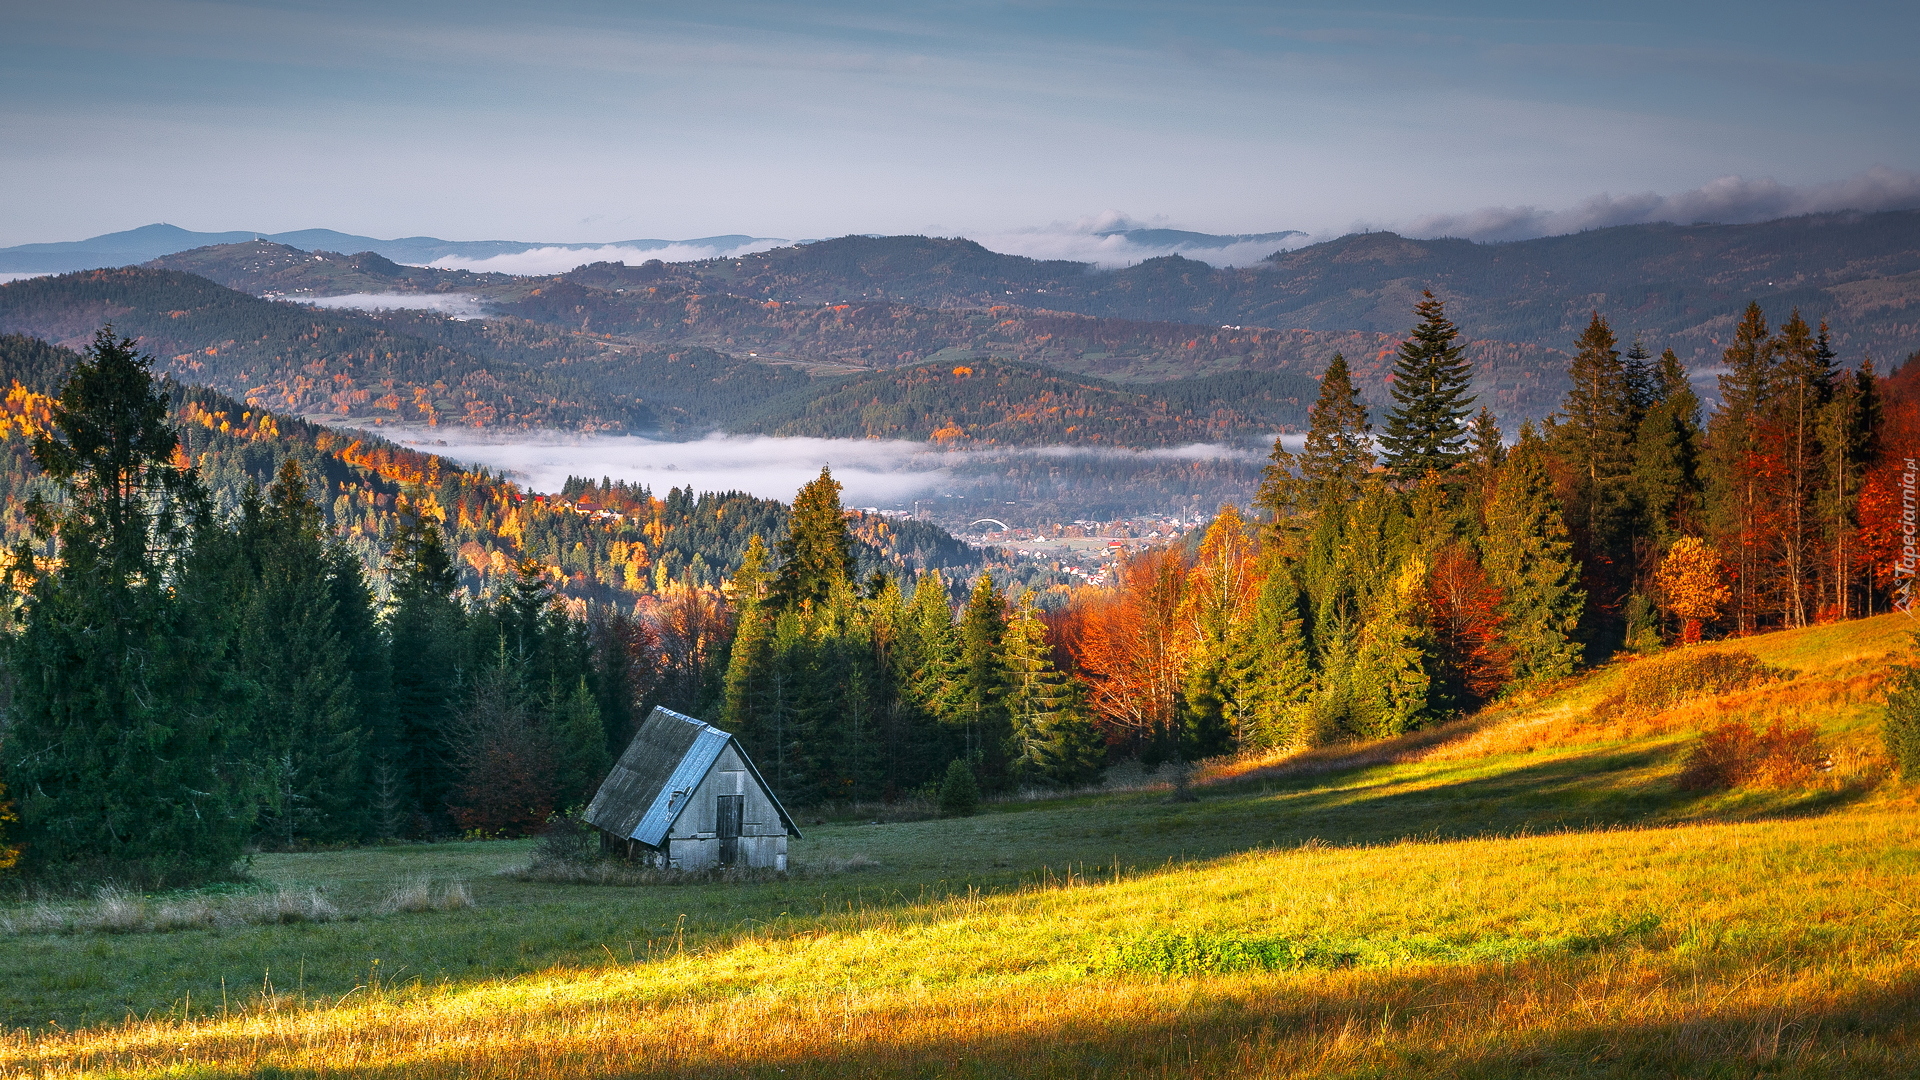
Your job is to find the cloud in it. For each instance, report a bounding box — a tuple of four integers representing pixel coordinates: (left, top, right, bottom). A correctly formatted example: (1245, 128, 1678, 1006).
(394, 429, 1264, 508)
(965, 211, 1307, 268)
(297, 293, 493, 319)
(422, 239, 788, 275)
(0, 272, 52, 284)
(1401, 165, 1920, 243)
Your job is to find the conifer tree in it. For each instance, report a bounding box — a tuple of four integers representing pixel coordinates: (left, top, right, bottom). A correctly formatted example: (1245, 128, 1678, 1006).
(1632, 349, 1704, 541)
(1771, 311, 1835, 627)
(1816, 359, 1879, 619)
(1468, 407, 1505, 472)
(1005, 598, 1105, 788)
(1259, 353, 1375, 526)
(386, 514, 465, 824)
(1380, 291, 1476, 483)
(1350, 556, 1436, 736)
(938, 573, 1013, 788)
(1705, 302, 1776, 633)
(721, 535, 777, 744)
(895, 570, 961, 785)
(231, 461, 371, 845)
(551, 676, 609, 807)
(1552, 312, 1639, 601)
(1624, 339, 1658, 423)
(1179, 507, 1257, 760)
(1227, 551, 1315, 749)
(809, 577, 881, 801)
(773, 467, 855, 610)
(1482, 425, 1585, 683)
(5, 330, 248, 881)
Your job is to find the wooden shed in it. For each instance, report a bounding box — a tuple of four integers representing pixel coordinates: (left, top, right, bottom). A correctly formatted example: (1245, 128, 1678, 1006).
(583, 706, 800, 871)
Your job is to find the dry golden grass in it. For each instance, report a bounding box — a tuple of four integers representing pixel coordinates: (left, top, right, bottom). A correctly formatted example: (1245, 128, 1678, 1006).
(1424, 615, 1908, 767)
(6, 808, 1919, 1078)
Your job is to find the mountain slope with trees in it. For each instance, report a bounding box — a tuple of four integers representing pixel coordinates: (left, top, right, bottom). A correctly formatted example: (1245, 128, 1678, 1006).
(733, 360, 1314, 445)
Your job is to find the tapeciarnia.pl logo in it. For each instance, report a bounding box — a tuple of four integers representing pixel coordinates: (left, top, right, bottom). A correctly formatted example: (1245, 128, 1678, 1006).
(1898, 457, 1917, 616)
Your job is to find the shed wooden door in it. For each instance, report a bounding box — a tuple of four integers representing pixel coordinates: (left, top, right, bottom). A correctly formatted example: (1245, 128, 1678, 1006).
(716, 794, 744, 866)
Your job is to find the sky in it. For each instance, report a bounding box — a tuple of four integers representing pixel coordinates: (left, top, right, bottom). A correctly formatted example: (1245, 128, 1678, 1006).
(3, 1, 1917, 252)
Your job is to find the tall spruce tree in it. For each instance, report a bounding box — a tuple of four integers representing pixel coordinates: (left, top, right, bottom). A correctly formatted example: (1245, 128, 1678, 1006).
(386, 515, 465, 826)
(721, 535, 774, 739)
(1705, 302, 1776, 634)
(231, 461, 372, 845)
(1227, 551, 1315, 749)
(938, 573, 1013, 788)
(1816, 359, 1879, 620)
(5, 330, 249, 882)
(1632, 349, 1704, 542)
(1004, 597, 1105, 788)
(1771, 311, 1836, 627)
(1554, 314, 1638, 558)
(1380, 291, 1476, 484)
(1179, 507, 1256, 760)
(1259, 352, 1375, 526)
(773, 467, 855, 610)
(1482, 425, 1585, 682)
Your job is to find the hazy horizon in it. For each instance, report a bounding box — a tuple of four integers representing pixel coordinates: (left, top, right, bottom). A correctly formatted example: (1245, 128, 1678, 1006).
(4, 3, 1914, 251)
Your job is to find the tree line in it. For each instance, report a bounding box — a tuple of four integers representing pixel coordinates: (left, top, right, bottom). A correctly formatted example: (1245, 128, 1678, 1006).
(0, 292, 1906, 883)
(0, 332, 1092, 884)
(1046, 293, 1901, 758)
(0, 332, 661, 884)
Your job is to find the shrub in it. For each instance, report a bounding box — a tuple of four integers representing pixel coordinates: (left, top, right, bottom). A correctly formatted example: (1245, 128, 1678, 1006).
(1678, 720, 1830, 791)
(532, 811, 596, 867)
(1882, 658, 1920, 782)
(1597, 650, 1787, 721)
(937, 759, 980, 817)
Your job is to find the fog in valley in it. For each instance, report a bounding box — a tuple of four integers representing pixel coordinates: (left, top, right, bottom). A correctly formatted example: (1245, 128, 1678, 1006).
(399, 430, 1283, 526)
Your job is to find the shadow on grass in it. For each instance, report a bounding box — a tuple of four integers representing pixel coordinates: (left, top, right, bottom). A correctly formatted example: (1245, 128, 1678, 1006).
(1193, 739, 1886, 850)
(45, 963, 1920, 1079)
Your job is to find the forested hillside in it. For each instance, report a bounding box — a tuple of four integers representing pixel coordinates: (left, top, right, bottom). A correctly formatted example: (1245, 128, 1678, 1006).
(0, 333, 986, 600)
(496, 275, 1567, 419)
(151, 241, 525, 298)
(0, 269, 644, 429)
(734, 360, 1311, 445)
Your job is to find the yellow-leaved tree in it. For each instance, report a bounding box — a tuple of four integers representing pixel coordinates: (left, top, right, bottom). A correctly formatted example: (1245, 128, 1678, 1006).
(1655, 536, 1733, 644)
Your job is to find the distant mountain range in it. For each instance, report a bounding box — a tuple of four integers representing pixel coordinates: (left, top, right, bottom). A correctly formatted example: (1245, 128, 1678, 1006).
(1, 209, 1913, 446)
(0, 223, 784, 274)
(0, 223, 1306, 276)
(0, 267, 1313, 445)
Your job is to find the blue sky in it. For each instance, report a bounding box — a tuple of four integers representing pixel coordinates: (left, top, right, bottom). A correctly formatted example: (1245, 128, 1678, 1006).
(2, 1, 1916, 248)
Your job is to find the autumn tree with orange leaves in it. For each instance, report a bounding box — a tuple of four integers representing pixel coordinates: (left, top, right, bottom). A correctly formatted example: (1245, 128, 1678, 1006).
(1655, 536, 1733, 644)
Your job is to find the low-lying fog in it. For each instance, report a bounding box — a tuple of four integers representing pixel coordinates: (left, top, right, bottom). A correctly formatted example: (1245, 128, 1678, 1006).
(397, 430, 1290, 525)
(301, 293, 492, 319)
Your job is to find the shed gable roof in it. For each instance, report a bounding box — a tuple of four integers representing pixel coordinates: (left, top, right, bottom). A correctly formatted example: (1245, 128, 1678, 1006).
(583, 706, 800, 847)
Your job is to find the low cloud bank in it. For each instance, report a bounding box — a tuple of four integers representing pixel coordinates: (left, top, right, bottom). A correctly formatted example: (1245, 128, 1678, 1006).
(0, 272, 51, 284)
(424, 239, 787, 276)
(965, 211, 1306, 268)
(398, 430, 1267, 507)
(1401, 165, 1920, 243)
(299, 293, 493, 319)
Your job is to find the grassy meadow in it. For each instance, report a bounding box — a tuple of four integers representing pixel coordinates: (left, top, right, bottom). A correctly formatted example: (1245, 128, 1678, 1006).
(3, 613, 1918, 1078)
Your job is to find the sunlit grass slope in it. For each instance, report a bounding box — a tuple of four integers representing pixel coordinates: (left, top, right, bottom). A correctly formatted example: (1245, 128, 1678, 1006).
(4, 615, 1916, 1078)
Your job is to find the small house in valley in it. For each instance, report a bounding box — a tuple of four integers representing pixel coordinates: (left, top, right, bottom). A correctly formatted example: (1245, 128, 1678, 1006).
(583, 706, 800, 871)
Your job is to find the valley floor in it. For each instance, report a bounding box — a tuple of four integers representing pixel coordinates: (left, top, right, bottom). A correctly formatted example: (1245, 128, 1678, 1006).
(3, 614, 1917, 1078)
